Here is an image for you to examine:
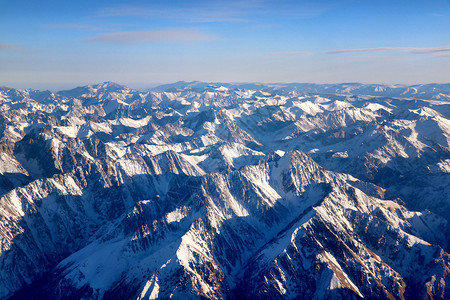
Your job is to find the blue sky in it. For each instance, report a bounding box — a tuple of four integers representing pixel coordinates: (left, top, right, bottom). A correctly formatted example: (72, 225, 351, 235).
(1, 0, 450, 90)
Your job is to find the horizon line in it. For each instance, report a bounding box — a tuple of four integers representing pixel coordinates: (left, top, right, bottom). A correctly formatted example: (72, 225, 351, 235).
(2, 80, 450, 92)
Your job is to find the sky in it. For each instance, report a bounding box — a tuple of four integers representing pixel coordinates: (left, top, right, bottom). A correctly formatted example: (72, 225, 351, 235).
(1, 0, 450, 90)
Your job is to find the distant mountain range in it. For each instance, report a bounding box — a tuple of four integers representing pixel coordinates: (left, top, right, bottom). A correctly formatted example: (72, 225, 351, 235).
(0, 82, 449, 299)
(149, 81, 450, 100)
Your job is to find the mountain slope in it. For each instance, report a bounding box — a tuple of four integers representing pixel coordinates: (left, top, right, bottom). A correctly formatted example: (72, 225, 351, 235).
(0, 82, 449, 299)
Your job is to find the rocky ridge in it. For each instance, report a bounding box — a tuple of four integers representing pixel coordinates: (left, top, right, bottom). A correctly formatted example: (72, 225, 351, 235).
(0, 82, 449, 299)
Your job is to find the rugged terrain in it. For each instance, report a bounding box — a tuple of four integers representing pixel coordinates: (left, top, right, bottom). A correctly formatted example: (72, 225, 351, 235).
(0, 81, 449, 299)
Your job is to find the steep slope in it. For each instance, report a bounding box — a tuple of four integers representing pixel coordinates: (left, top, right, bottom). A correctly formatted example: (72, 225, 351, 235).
(0, 82, 449, 299)
(6, 151, 449, 299)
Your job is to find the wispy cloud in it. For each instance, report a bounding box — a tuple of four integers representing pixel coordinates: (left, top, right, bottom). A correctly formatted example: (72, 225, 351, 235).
(0, 43, 24, 52)
(99, 5, 245, 23)
(266, 51, 313, 56)
(326, 47, 394, 54)
(87, 29, 218, 45)
(326, 46, 450, 55)
(407, 46, 450, 54)
(99, 0, 332, 23)
(43, 23, 100, 30)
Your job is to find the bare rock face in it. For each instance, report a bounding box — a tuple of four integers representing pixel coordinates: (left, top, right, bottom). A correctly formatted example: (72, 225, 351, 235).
(0, 82, 449, 299)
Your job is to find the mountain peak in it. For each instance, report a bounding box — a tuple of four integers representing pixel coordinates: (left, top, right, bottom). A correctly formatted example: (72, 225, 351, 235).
(0, 81, 449, 299)
(97, 81, 124, 90)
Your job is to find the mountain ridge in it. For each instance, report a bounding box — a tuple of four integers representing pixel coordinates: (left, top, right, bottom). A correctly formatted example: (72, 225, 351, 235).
(0, 82, 449, 299)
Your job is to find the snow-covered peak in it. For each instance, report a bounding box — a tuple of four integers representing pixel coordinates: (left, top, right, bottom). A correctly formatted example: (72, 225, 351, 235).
(0, 82, 449, 299)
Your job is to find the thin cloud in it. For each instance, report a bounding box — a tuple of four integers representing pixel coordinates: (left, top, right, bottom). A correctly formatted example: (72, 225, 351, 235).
(407, 46, 450, 54)
(326, 46, 450, 55)
(99, 1, 332, 23)
(87, 29, 218, 45)
(326, 47, 394, 54)
(99, 5, 245, 23)
(43, 23, 100, 30)
(267, 51, 313, 56)
(0, 43, 25, 52)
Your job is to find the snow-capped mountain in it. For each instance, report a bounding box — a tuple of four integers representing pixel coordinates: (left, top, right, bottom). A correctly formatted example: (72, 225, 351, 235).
(150, 81, 450, 101)
(0, 82, 449, 299)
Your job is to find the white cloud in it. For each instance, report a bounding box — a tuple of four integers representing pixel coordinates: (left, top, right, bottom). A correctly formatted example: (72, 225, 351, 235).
(87, 29, 218, 45)
(326, 46, 450, 55)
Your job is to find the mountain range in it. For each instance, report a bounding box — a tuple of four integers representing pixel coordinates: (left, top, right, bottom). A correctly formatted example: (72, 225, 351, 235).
(0, 82, 449, 299)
